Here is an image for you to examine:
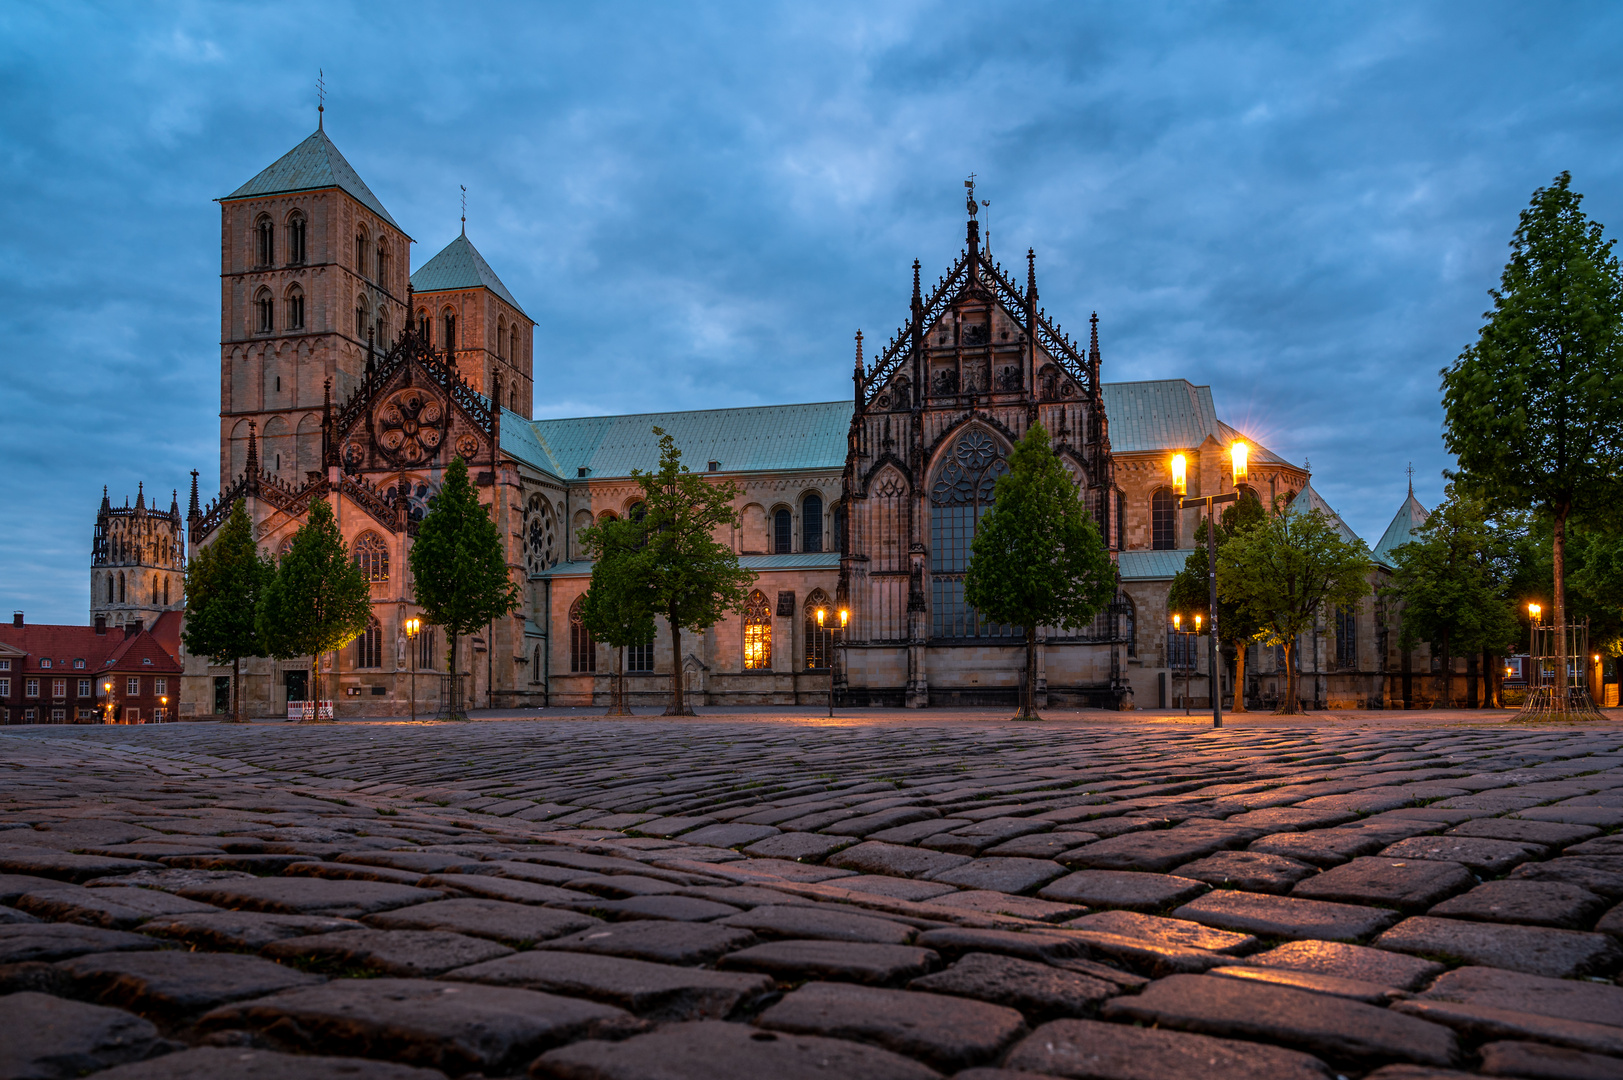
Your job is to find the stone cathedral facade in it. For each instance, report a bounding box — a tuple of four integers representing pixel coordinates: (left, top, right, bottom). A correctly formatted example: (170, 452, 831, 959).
(184, 120, 1439, 719)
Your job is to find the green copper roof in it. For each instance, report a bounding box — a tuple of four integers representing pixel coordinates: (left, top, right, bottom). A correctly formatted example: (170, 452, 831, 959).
(225, 127, 403, 233)
(1372, 490, 1431, 568)
(1286, 480, 1363, 546)
(410, 232, 528, 317)
(1117, 550, 1192, 581)
(1101, 380, 1293, 466)
(499, 407, 563, 479)
(527, 401, 852, 480)
(536, 551, 840, 580)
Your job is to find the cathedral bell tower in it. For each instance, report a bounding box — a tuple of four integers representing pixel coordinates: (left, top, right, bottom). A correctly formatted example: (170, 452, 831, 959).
(217, 112, 411, 493)
(92, 484, 185, 631)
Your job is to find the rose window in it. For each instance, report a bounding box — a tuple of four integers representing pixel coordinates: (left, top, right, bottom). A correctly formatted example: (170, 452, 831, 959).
(375, 390, 445, 464)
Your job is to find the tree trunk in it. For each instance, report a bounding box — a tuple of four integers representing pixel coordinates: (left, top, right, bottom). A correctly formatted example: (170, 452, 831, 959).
(447, 633, 461, 719)
(1554, 507, 1569, 700)
(1467, 653, 1479, 708)
(232, 656, 242, 723)
(664, 614, 689, 716)
(1231, 641, 1247, 713)
(1486, 647, 1500, 708)
(307, 653, 322, 722)
(1016, 625, 1039, 720)
(605, 646, 630, 716)
(1276, 639, 1301, 715)
(1435, 629, 1453, 708)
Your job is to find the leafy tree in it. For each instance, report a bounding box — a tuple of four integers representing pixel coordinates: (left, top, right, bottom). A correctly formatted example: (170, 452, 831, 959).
(1218, 507, 1373, 714)
(579, 516, 658, 716)
(1167, 490, 1268, 712)
(257, 497, 372, 715)
(1441, 172, 1623, 702)
(410, 456, 521, 719)
(1388, 488, 1521, 707)
(580, 428, 753, 716)
(183, 499, 272, 722)
(964, 424, 1117, 720)
(1569, 529, 1623, 658)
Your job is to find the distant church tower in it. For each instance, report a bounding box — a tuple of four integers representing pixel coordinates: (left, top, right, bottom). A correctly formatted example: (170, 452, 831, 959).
(217, 112, 412, 490)
(92, 485, 185, 631)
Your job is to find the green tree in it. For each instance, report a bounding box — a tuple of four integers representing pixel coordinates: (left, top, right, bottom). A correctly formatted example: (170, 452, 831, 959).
(1218, 507, 1373, 714)
(1570, 529, 1623, 658)
(583, 428, 753, 716)
(579, 516, 659, 717)
(1167, 490, 1268, 712)
(182, 499, 272, 722)
(257, 497, 373, 715)
(409, 456, 522, 719)
(1388, 488, 1521, 707)
(1441, 172, 1623, 703)
(964, 424, 1117, 720)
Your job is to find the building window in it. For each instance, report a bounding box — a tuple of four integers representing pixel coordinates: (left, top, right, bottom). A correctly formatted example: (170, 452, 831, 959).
(0, 659, 8, 671)
(356, 232, 367, 277)
(376, 243, 389, 285)
(1335, 606, 1357, 670)
(356, 299, 369, 338)
(0, 679, 10, 697)
(354, 533, 389, 582)
(1168, 628, 1198, 671)
(153, 708, 167, 722)
(417, 626, 438, 670)
(154, 677, 167, 695)
(77, 679, 91, 697)
(355, 617, 382, 669)
(286, 285, 305, 330)
(1152, 488, 1177, 550)
(256, 215, 274, 267)
(929, 427, 1012, 639)
(119, 573, 125, 602)
(497, 319, 506, 360)
(77, 708, 95, 721)
(743, 589, 772, 669)
(627, 642, 655, 672)
(51, 708, 64, 722)
(39, 658, 51, 669)
(51, 679, 65, 699)
(25, 679, 38, 697)
(569, 596, 596, 673)
(286, 213, 306, 264)
(802, 493, 823, 553)
(803, 588, 841, 670)
(24, 708, 35, 722)
(443, 312, 457, 353)
(73, 659, 84, 669)
(773, 509, 793, 554)
(127, 677, 140, 695)
(1116, 490, 1126, 550)
(256, 290, 274, 334)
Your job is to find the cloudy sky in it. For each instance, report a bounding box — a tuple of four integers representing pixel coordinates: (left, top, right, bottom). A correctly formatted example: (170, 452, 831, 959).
(3, 2, 1621, 624)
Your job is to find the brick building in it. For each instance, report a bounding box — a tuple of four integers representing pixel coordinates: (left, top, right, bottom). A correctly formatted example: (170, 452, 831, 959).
(0, 612, 182, 724)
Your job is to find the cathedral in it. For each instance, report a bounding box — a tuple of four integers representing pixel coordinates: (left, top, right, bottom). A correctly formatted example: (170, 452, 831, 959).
(175, 117, 1445, 719)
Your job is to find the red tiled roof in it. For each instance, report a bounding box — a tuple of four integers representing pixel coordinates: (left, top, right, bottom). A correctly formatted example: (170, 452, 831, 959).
(0, 623, 123, 674)
(104, 630, 184, 674)
(148, 611, 184, 666)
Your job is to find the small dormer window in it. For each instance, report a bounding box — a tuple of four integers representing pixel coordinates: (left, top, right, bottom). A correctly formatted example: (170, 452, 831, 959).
(708, 460, 720, 472)
(39, 659, 51, 669)
(73, 659, 84, 669)
(143, 657, 153, 666)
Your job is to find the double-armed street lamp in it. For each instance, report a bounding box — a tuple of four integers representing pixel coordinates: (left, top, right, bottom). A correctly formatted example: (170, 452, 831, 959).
(102, 679, 115, 725)
(404, 616, 421, 723)
(1170, 441, 1249, 729)
(816, 605, 850, 718)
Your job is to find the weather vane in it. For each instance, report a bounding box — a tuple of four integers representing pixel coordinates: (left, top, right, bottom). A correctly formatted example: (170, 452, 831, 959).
(317, 69, 326, 128)
(965, 174, 978, 218)
(460, 185, 467, 234)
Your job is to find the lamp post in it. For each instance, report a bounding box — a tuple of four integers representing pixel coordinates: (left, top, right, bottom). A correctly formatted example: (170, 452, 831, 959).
(102, 679, 115, 725)
(816, 606, 850, 717)
(1172, 613, 1189, 715)
(404, 616, 421, 723)
(159, 695, 168, 723)
(1527, 603, 1542, 690)
(1170, 441, 1249, 729)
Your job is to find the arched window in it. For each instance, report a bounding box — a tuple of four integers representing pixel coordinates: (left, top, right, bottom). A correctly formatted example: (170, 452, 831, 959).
(255, 289, 274, 334)
(510, 328, 519, 363)
(773, 508, 793, 554)
(930, 427, 1011, 638)
(278, 536, 295, 560)
(804, 588, 840, 670)
(417, 626, 437, 670)
(355, 296, 370, 339)
(106, 577, 114, 603)
(355, 616, 382, 669)
(417, 309, 430, 339)
(497, 318, 507, 360)
(118, 573, 125, 603)
(628, 502, 646, 523)
(1120, 593, 1137, 657)
(570, 596, 596, 673)
(802, 493, 823, 553)
(355, 231, 368, 277)
(1115, 490, 1127, 550)
(531, 644, 543, 682)
(1335, 605, 1357, 670)
(376, 242, 389, 286)
(509, 388, 516, 411)
(743, 589, 772, 669)
(285, 212, 306, 265)
(285, 284, 304, 330)
(353, 533, 389, 582)
(255, 215, 274, 267)
(442, 311, 457, 355)
(150, 576, 157, 605)
(1152, 488, 1177, 550)
(163, 578, 169, 606)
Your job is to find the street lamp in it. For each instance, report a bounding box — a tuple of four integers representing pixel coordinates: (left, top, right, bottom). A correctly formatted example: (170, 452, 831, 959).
(1171, 613, 1191, 715)
(1170, 442, 1249, 728)
(816, 607, 850, 717)
(1170, 454, 1187, 497)
(1231, 441, 1249, 484)
(102, 680, 114, 725)
(404, 616, 421, 723)
(159, 695, 168, 723)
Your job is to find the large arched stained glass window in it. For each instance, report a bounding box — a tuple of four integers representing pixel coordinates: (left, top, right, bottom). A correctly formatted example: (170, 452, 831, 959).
(570, 596, 596, 673)
(743, 589, 772, 669)
(929, 427, 1013, 639)
(354, 533, 389, 582)
(1152, 488, 1178, 550)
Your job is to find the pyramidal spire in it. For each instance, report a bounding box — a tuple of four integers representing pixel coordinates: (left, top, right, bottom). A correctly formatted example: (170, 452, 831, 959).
(188, 471, 200, 520)
(135, 482, 145, 512)
(246, 420, 259, 476)
(101, 486, 111, 512)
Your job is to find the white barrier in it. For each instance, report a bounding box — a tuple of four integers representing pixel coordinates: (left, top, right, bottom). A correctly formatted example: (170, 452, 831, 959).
(286, 701, 336, 720)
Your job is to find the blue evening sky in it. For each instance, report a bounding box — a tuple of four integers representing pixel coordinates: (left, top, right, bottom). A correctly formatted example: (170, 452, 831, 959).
(3, 2, 1621, 624)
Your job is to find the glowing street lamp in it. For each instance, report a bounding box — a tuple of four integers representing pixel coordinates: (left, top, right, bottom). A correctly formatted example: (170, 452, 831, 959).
(1170, 453, 1188, 497)
(1231, 441, 1249, 484)
(102, 680, 114, 725)
(405, 616, 421, 723)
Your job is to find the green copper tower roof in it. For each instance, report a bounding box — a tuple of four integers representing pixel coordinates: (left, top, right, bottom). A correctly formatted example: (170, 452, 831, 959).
(1372, 489, 1431, 568)
(410, 232, 528, 317)
(224, 126, 404, 233)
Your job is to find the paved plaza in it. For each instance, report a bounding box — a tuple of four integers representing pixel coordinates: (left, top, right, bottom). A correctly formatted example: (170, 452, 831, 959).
(2, 712, 1622, 1079)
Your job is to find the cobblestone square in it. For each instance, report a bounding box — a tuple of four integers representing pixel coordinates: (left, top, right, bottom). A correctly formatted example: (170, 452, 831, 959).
(2, 711, 1621, 1078)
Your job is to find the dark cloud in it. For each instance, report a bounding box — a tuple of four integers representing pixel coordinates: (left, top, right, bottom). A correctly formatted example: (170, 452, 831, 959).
(3, 1, 1620, 622)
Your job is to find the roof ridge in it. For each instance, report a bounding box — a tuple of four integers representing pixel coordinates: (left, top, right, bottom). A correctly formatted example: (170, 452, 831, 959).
(530, 400, 849, 425)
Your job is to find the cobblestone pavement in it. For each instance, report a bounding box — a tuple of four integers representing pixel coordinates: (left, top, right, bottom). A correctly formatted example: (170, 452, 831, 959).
(2, 716, 1621, 1080)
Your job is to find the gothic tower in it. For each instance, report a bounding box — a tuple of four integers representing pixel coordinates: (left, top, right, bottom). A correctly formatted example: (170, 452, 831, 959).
(92, 485, 185, 631)
(218, 114, 411, 491)
(411, 228, 535, 419)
